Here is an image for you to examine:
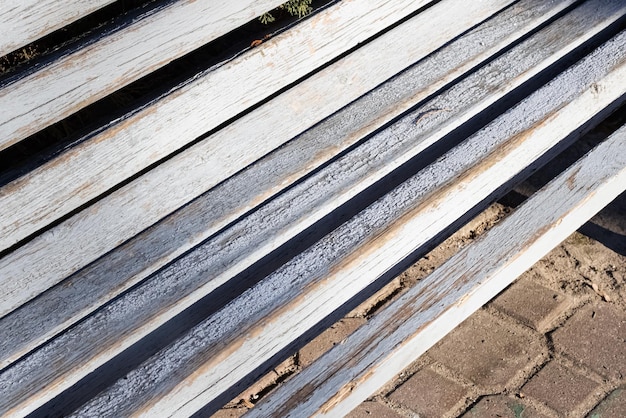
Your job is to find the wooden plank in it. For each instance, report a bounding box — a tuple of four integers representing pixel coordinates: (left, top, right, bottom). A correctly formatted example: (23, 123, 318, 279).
(0, 0, 114, 57)
(16, 28, 626, 418)
(0, 0, 617, 377)
(0, 0, 524, 316)
(0, 0, 441, 252)
(0, 0, 568, 374)
(248, 123, 626, 418)
(0, 0, 287, 148)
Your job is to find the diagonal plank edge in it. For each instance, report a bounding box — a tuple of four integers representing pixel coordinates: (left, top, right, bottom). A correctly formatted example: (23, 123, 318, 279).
(2, 1, 625, 417)
(0, 7, 622, 414)
(248, 123, 626, 418)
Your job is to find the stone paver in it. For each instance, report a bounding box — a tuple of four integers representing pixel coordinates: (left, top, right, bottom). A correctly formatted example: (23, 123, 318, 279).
(427, 309, 545, 390)
(346, 401, 402, 418)
(491, 270, 575, 332)
(588, 387, 626, 418)
(552, 303, 626, 381)
(462, 395, 549, 418)
(521, 361, 600, 416)
(388, 367, 469, 418)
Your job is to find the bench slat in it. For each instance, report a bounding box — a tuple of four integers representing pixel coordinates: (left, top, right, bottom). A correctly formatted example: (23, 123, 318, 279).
(0, 0, 287, 148)
(0, 0, 608, 370)
(0, 0, 114, 57)
(0, 0, 443, 253)
(249, 120, 626, 418)
(52, 28, 626, 418)
(0, 0, 524, 317)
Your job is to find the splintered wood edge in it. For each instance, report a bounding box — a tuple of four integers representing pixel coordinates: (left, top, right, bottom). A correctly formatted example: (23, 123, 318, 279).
(249, 125, 626, 418)
(0, 0, 115, 56)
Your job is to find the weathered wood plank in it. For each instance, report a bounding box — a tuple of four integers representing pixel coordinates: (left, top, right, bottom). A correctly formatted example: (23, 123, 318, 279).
(0, 0, 524, 317)
(48, 28, 626, 418)
(0, 0, 572, 375)
(0, 0, 287, 148)
(0, 0, 114, 57)
(0, 0, 443, 252)
(101, 36, 626, 417)
(248, 123, 626, 418)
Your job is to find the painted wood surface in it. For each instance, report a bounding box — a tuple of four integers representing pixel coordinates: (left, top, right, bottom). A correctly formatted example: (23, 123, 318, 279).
(0, 0, 574, 375)
(0, 0, 605, 373)
(0, 3, 621, 400)
(53, 29, 626, 418)
(0, 0, 440, 253)
(0, 0, 286, 149)
(249, 122, 626, 418)
(0, 0, 114, 57)
(0, 0, 526, 318)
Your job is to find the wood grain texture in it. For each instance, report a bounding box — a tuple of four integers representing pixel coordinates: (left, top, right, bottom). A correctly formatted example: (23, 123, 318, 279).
(0, 0, 524, 318)
(0, 0, 439, 253)
(248, 122, 626, 418)
(0, 0, 114, 56)
(0, 0, 286, 148)
(4, 0, 571, 371)
(64, 29, 626, 418)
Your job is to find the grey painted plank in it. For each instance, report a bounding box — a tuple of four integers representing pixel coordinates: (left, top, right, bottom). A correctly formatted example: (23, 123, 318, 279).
(248, 122, 626, 418)
(0, 0, 603, 373)
(0, 0, 521, 317)
(0, 0, 114, 57)
(0, 0, 286, 148)
(68, 29, 626, 418)
(0, 0, 438, 251)
(0, 5, 623, 416)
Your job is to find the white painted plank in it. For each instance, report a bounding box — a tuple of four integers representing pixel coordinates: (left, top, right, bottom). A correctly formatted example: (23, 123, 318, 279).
(0, 0, 573, 373)
(0, 0, 524, 316)
(0, 0, 114, 57)
(248, 123, 626, 418)
(0, 0, 287, 148)
(61, 31, 626, 418)
(0, 0, 440, 252)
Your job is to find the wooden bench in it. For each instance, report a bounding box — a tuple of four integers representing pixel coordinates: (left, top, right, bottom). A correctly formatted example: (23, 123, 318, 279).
(0, 0, 625, 416)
